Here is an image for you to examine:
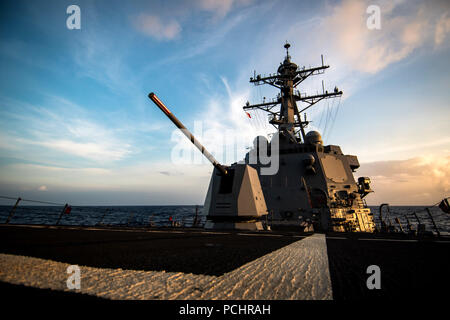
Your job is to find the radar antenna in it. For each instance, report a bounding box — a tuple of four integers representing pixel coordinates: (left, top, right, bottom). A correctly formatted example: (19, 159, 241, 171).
(244, 42, 343, 143)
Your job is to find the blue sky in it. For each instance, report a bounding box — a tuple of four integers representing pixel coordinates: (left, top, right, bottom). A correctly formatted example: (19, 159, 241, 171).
(0, 0, 449, 205)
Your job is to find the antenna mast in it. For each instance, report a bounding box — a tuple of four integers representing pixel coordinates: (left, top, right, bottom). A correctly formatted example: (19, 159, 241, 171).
(244, 42, 343, 143)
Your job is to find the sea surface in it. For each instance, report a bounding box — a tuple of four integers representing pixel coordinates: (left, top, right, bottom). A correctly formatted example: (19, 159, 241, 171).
(369, 205, 450, 235)
(0, 205, 206, 228)
(0, 205, 448, 235)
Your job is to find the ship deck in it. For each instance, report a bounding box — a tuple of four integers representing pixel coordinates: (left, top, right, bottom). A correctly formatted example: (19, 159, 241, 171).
(0, 224, 449, 300)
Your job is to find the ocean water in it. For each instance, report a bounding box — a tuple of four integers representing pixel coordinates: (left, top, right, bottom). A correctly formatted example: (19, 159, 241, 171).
(368, 205, 450, 236)
(0, 205, 206, 228)
(0, 205, 448, 235)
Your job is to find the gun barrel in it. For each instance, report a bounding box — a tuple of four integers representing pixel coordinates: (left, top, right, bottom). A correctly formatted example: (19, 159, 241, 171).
(148, 92, 228, 175)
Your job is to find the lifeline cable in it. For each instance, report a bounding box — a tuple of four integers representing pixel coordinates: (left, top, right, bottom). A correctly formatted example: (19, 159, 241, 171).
(0, 195, 66, 206)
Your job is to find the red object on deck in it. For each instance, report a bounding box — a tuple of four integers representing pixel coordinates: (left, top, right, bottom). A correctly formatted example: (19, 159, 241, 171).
(64, 206, 72, 215)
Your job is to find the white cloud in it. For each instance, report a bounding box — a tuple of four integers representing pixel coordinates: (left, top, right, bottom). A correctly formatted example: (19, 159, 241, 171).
(0, 96, 134, 163)
(435, 12, 450, 46)
(0, 162, 210, 197)
(197, 0, 234, 17)
(37, 139, 131, 162)
(131, 0, 253, 42)
(318, 0, 450, 74)
(166, 75, 274, 166)
(133, 14, 181, 40)
(196, 0, 253, 19)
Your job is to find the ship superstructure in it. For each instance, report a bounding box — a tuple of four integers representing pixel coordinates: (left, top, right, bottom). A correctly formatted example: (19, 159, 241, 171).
(150, 43, 376, 232)
(242, 43, 375, 232)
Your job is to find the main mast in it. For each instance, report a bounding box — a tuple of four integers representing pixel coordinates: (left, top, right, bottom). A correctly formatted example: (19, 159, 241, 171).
(244, 42, 343, 143)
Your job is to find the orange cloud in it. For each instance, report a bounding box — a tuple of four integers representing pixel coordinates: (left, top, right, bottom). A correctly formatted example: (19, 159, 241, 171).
(358, 155, 450, 205)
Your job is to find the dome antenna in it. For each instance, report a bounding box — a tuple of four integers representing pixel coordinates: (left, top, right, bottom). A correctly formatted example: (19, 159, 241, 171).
(284, 41, 291, 60)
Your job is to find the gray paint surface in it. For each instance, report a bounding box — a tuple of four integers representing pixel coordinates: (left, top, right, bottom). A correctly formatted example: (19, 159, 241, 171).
(0, 234, 332, 300)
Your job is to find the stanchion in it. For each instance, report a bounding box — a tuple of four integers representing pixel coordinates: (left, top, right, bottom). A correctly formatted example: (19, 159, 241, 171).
(127, 212, 134, 226)
(426, 207, 441, 237)
(193, 205, 199, 227)
(5, 197, 21, 224)
(97, 208, 109, 226)
(56, 204, 69, 225)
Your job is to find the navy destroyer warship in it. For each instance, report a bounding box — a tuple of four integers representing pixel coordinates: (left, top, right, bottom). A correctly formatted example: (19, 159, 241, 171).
(1, 43, 449, 302)
(149, 43, 377, 233)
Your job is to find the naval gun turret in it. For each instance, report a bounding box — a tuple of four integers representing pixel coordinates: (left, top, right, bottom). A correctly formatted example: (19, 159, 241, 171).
(148, 93, 268, 230)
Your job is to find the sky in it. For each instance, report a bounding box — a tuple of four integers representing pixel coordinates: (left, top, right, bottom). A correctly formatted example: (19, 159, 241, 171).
(0, 0, 449, 206)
